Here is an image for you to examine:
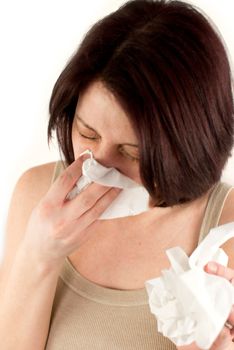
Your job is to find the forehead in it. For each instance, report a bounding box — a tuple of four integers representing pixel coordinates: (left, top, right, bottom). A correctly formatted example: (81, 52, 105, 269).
(75, 80, 138, 143)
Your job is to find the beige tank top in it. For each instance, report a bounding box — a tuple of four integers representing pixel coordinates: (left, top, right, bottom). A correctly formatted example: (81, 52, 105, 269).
(45, 160, 233, 349)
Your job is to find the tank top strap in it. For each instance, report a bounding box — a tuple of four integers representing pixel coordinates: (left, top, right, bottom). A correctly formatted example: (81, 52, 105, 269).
(50, 160, 66, 185)
(198, 181, 234, 244)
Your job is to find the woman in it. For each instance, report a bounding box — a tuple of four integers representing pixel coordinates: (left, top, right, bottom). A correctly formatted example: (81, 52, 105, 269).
(1, 0, 234, 349)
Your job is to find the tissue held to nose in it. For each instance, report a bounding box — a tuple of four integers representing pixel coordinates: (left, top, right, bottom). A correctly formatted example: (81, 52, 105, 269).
(67, 149, 150, 219)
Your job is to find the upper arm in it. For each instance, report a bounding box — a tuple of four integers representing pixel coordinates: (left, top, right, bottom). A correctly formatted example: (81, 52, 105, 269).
(0, 162, 56, 286)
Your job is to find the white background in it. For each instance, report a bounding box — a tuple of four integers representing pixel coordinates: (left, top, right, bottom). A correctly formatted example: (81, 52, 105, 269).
(0, 0, 233, 260)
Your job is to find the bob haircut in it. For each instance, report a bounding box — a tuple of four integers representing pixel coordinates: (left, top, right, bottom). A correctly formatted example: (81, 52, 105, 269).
(48, 0, 234, 207)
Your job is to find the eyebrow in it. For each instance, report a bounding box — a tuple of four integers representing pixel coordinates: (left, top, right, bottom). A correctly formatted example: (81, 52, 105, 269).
(76, 115, 139, 147)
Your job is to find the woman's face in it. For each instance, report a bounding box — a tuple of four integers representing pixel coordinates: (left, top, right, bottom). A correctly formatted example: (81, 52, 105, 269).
(72, 80, 142, 184)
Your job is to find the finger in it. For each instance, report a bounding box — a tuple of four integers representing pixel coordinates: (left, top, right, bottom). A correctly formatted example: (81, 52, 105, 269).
(204, 261, 234, 282)
(67, 188, 122, 245)
(226, 306, 234, 330)
(63, 182, 118, 218)
(230, 325, 234, 338)
(46, 155, 87, 204)
(212, 325, 232, 349)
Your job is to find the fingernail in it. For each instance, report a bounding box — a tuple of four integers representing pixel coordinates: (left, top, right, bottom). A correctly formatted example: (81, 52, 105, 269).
(207, 262, 217, 273)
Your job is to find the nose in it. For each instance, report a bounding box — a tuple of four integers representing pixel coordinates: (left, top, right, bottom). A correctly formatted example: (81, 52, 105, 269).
(90, 143, 120, 170)
(94, 151, 116, 169)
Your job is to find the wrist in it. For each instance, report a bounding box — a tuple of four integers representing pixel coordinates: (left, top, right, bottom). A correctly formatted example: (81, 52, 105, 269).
(16, 243, 64, 278)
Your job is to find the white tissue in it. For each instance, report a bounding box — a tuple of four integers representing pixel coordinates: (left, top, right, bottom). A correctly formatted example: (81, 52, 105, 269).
(145, 221, 234, 349)
(66, 149, 149, 219)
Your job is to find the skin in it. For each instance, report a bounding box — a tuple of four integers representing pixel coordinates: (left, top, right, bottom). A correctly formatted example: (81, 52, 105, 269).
(71, 80, 234, 349)
(72, 80, 141, 183)
(2, 79, 233, 349)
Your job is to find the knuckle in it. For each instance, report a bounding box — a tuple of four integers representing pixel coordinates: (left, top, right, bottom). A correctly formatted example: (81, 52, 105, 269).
(59, 171, 75, 187)
(217, 264, 225, 276)
(38, 199, 54, 218)
(92, 196, 111, 216)
(50, 218, 67, 238)
(81, 195, 94, 209)
(110, 188, 120, 197)
(92, 206, 102, 218)
(54, 218, 66, 231)
(105, 188, 119, 202)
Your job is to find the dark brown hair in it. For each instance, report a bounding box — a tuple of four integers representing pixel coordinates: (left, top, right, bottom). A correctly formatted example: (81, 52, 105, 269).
(48, 0, 234, 207)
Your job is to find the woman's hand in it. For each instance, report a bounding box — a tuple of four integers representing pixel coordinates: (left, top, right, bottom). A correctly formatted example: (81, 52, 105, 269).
(19, 155, 121, 269)
(203, 262, 234, 349)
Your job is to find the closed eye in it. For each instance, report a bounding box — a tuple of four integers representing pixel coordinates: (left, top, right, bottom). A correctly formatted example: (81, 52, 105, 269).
(78, 132, 100, 140)
(119, 146, 139, 162)
(78, 130, 139, 162)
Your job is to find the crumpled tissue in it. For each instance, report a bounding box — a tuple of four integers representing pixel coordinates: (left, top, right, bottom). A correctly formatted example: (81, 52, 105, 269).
(145, 221, 234, 349)
(66, 149, 149, 219)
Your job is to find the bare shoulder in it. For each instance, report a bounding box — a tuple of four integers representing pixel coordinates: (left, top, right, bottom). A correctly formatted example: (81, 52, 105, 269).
(6, 161, 59, 218)
(219, 187, 234, 269)
(14, 161, 58, 203)
(6, 160, 59, 233)
(0, 161, 58, 280)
